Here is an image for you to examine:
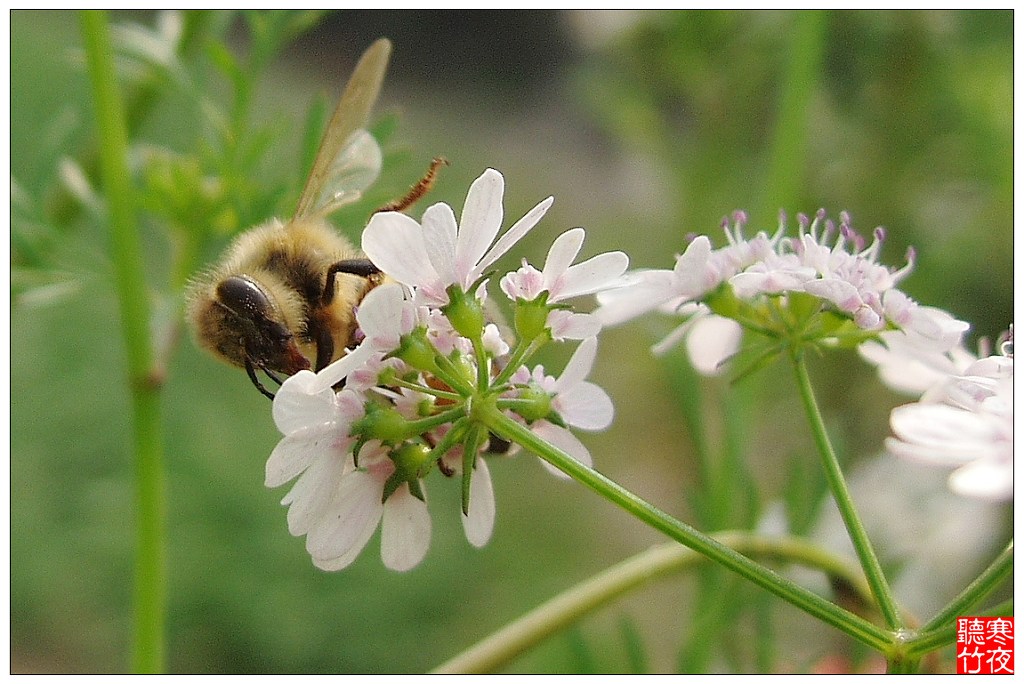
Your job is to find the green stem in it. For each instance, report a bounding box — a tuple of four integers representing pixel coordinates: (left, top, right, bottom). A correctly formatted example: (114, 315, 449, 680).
(791, 352, 902, 631)
(906, 598, 1014, 660)
(81, 10, 166, 673)
(479, 406, 891, 653)
(432, 534, 874, 674)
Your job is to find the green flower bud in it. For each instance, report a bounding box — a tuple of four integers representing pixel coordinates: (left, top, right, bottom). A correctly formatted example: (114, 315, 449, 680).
(515, 384, 553, 422)
(443, 285, 486, 339)
(513, 292, 552, 341)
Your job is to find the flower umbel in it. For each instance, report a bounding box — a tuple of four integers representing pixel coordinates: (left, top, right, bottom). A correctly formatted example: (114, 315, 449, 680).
(596, 210, 968, 376)
(266, 169, 624, 571)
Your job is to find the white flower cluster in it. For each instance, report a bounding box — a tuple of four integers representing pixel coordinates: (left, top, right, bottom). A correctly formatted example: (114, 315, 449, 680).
(596, 210, 968, 373)
(266, 169, 627, 571)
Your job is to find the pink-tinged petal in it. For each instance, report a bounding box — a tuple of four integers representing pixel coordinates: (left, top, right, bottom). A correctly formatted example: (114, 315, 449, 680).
(477, 195, 553, 277)
(462, 458, 495, 547)
(380, 484, 432, 571)
(455, 169, 504, 280)
(542, 228, 585, 286)
(803, 278, 861, 311)
(547, 311, 602, 340)
(684, 315, 742, 376)
(362, 211, 438, 287)
(273, 370, 337, 435)
(554, 337, 597, 393)
(557, 251, 629, 300)
(305, 470, 384, 560)
(282, 453, 348, 536)
(421, 202, 459, 285)
(310, 343, 376, 393)
(557, 381, 614, 431)
(265, 425, 341, 488)
(533, 421, 593, 479)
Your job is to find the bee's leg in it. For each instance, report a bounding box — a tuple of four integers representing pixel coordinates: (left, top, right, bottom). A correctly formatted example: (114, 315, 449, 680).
(321, 259, 381, 305)
(244, 357, 276, 400)
(376, 157, 448, 214)
(311, 323, 335, 372)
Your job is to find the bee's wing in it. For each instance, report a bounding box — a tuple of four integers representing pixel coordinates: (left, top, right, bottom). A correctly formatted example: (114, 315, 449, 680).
(294, 37, 392, 220)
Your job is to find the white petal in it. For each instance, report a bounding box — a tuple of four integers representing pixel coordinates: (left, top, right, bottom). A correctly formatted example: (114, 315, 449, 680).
(362, 211, 438, 287)
(685, 315, 742, 376)
(593, 270, 676, 325)
(557, 251, 630, 300)
(671, 236, 714, 296)
(803, 278, 861, 311)
(553, 336, 597, 393)
(548, 311, 602, 340)
(455, 169, 504, 281)
(380, 484, 432, 571)
(477, 195, 553, 277)
(282, 452, 348, 536)
(356, 283, 406, 343)
(462, 458, 496, 547)
(311, 512, 380, 571)
(542, 228, 585, 286)
(533, 421, 593, 479)
(421, 202, 459, 285)
(557, 381, 614, 431)
(265, 425, 337, 488)
(948, 456, 1013, 501)
(272, 370, 336, 435)
(889, 404, 1002, 466)
(305, 470, 384, 560)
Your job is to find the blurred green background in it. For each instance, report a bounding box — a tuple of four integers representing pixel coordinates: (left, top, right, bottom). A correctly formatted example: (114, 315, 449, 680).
(11, 10, 1013, 673)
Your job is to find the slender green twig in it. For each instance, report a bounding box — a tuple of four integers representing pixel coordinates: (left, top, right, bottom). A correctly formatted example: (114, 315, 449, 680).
(790, 352, 902, 631)
(432, 534, 874, 674)
(81, 10, 166, 673)
(478, 405, 891, 653)
(907, 598, 1014, 659)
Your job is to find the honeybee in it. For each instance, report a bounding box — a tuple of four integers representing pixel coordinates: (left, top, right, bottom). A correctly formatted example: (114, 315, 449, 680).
(187, 38, 420, 400)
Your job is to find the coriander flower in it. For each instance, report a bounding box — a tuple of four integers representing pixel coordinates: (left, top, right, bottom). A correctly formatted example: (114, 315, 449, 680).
(362, 168, 553, 306)
(500, 227, 628, 341)
(885, 335, 1013, 502)
(264, 169, 618, 571)
(595, 210, 968, 374)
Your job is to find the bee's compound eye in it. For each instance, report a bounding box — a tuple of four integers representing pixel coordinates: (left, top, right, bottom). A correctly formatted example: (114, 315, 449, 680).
(216, 275, 273, 318)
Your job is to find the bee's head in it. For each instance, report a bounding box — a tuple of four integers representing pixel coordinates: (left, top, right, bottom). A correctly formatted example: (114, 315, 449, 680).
(192, 274, 311, 376)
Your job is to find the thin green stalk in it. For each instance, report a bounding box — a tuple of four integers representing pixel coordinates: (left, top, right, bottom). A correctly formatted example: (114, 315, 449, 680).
(478, 405, 891, 653)
(906, 598, 1014, 659)
(433, 534, 874, 674)
(791, 352, 902, 631)
(81, 10, 166, 673)
(918, 540, 1014, 636)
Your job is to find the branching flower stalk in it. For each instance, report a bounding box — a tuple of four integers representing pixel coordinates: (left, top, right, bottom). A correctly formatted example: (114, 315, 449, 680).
(243, 156, 1011, 672)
